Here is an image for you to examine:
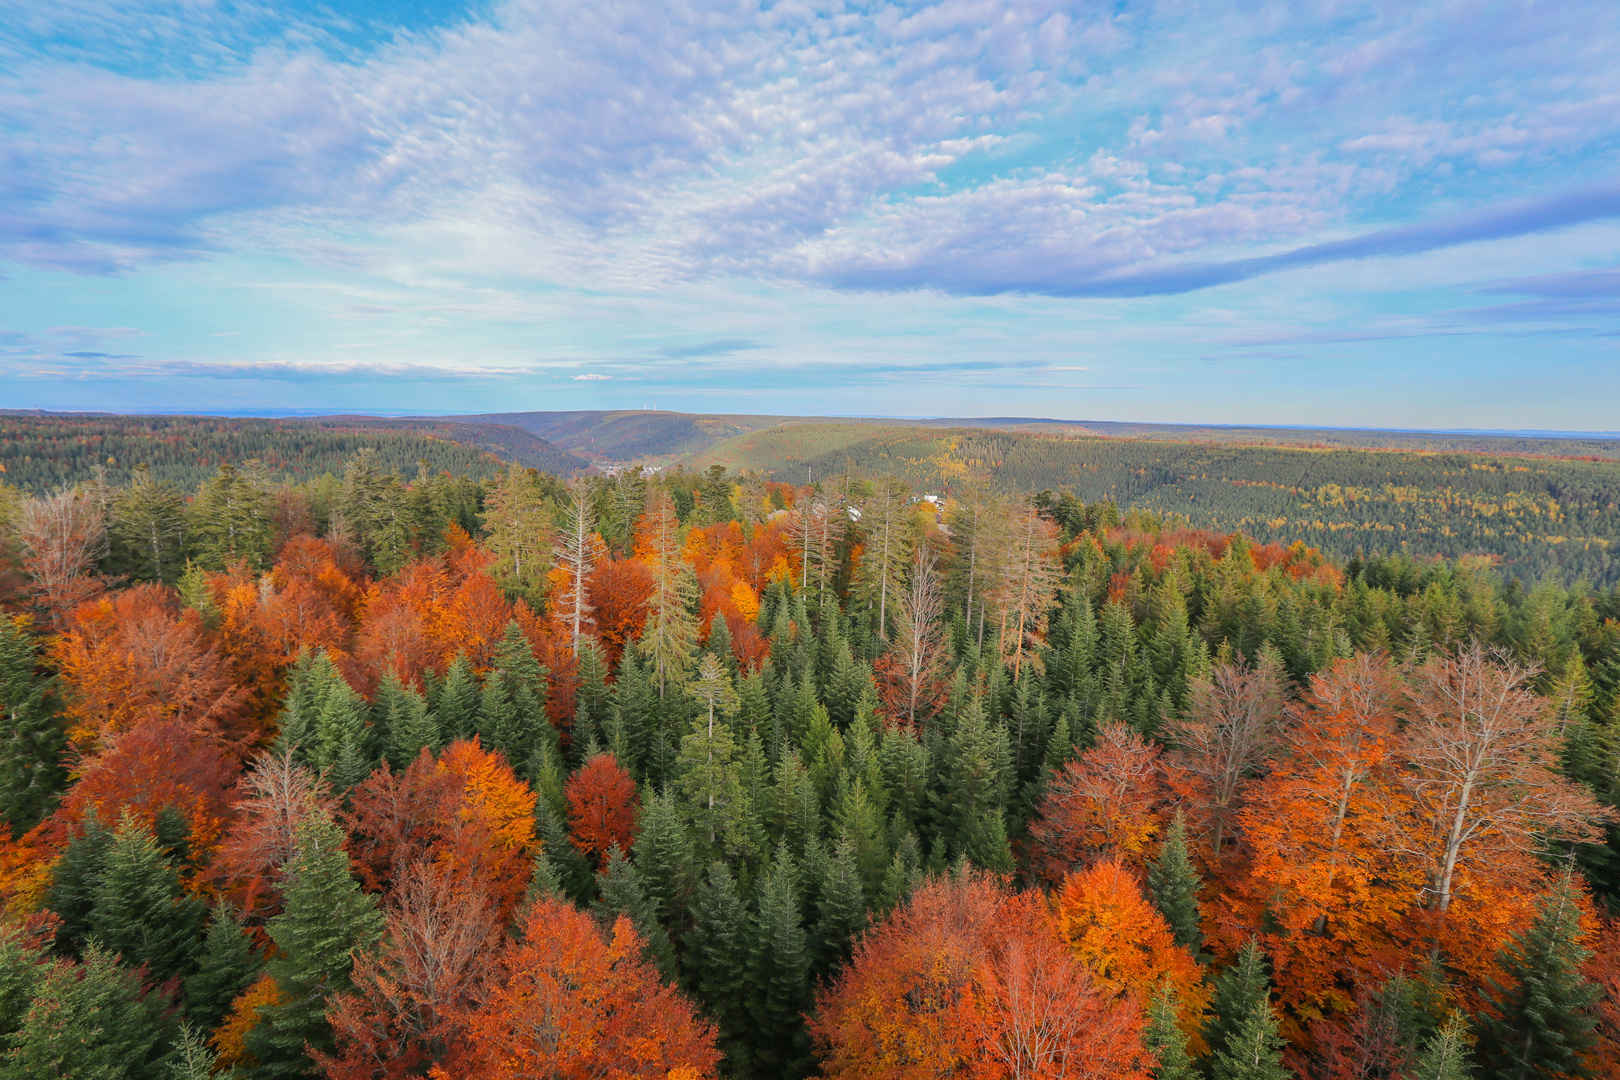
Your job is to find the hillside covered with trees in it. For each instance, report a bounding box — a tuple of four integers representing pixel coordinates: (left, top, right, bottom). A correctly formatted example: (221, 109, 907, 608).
(0, 454, 1616, 1078)
(701, 424, 1620, 587)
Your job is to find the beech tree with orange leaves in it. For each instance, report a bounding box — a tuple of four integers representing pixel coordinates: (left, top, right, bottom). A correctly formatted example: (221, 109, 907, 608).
(1028, 724, 1166, 883)
(444, 897, 721, 1080)
(814, 870, 1150, 1080)
(565, 751, 639, 866)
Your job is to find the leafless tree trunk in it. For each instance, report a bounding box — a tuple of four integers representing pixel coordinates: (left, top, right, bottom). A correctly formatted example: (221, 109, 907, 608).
(1167, 659, 1287, 856)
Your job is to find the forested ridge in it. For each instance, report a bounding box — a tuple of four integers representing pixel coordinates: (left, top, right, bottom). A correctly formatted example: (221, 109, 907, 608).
(0, 413, 582, 493)
(0, 454, 1616, 1078)
(705, 424, 1620, 587)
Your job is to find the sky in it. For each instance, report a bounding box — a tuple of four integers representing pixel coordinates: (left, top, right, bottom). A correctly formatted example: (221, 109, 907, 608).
(2, 0, 1619, 430)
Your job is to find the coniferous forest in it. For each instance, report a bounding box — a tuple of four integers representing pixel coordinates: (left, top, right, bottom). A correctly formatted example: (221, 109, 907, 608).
(0, 452, 1618, 1079)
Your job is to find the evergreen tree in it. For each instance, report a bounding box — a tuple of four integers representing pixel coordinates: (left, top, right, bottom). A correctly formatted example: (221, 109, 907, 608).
(1413, 1013, 1475, 1080)
(1209, 984, 1289, 1080)
(0, 615, 66, 836)
(374, 670, 438, 770)
(811, 838, 866, 979)
(592, 846, 677, 979)
(0, 926, 45, 1051)
(432, 654, 481, 744)
(44, 811, 114, 958)
(1473, 875, 1601, 1080)
(190, 462, 273, 572)
(749, 847, 813, 1080)
(932, 697, 1014, 872)
(531, 797, 596, 905)
(685, 861, 751, 1071)
(182, 904, 260, 1032)
(276, 651, 372, 787)
(1144, 979, 1197, 1080)
(630, 790, 696, 937)
(1204, 938, 1273, 1063)
(0, 943, 176, 1080)
(480, 621, 549, 766)
(164, 1023, 218, 1080)
(88, 813, 206, 985)
(1148, 811, 1205, 957)
(110, 464, 188, 583)
(242, 812, 384, 1080)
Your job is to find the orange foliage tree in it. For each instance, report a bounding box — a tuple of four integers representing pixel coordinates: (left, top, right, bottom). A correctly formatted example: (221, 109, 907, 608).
(209, 749, 335, 922)
(1050, 858, 1209, 1044)
(344, 738, 536, 922)
(1028, 724, 1166, 883)
(587, 556, 655, 670)
(565, 752, 639, 866)
(52, 584, 249, 751)
(441, 897, 721, 1080)
(814, 871, 1150, 1080)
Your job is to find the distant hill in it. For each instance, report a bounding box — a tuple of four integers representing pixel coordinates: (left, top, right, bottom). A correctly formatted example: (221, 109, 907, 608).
(433, 409, 1620, 464)
(0, 414, 584, 493)
(695, 422, 1620, 586)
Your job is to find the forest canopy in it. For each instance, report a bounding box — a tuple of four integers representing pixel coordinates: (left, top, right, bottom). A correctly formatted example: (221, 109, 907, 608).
(0, 445, 1616, 1078)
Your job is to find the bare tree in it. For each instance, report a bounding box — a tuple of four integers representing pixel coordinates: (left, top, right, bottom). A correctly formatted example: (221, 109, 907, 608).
(988, 502, 1062, 677)
(1166, 659, 1287, 856)
(855, 478, 911, 638)
(19, 487, 106, 624)
(554, 482, 603, 657)
(878, 545, 951, 727)
(1398, 643, 1609, 913)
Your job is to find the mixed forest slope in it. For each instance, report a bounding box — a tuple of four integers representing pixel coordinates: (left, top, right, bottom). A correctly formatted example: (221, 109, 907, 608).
(698, 423, 1620, 586)
(0, 413, 583, 492)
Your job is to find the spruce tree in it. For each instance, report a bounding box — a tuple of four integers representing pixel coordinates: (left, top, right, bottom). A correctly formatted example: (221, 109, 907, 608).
(432, 654, 481, 743)
(1203, 938, 1272, 1062)
(110, 464, 188, 584)
(88, 813, 206, 985)
(630, 790, 695, 936)
(374, 670, 437, 770)
(190, 462, 273, 572)
(1144, 979, 1197, 1080)
(1473, 875, 1600, 1080)
(685, 861, 751, 1070)
(932, 697, 1014, 872)
(811, 838, 866, 979)
(0, 943, 175, 1080)
(0, 616, 66, 836)
(165, 1023, 219, 1080)
(44, 811, 114, 958)
(481, 621, 549, 766)
(592, 846, 676, 979)
(182, 904, 260, 1032)
(242, 812, 384, 1080)
(1412, 1012, 1475, 1080)
(1209, 984, 1289, 1080)
(749, 847, 813, 1080)
(1148, 811, 1205, 957)
(0, 926, 45, 1050)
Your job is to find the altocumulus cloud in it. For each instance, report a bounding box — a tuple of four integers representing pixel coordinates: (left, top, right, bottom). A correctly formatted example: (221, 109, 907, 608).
(3, 0, 1620, 296)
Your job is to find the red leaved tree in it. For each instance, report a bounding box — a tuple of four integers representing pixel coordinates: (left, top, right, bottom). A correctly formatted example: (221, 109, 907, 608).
(565, 752, 640, 867)
(1028, 724, 1166, 883)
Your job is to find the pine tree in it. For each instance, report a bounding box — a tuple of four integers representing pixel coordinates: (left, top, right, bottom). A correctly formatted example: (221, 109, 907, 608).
(0, 615, 66, 836)
(0, 943, 176, 1080)
(1145, 979, 1197, 1080)
(88, 813, 206, 985)
(749, 847, 813, 1080)
(1210, 984, 1289, 1080)
(932, 696, 1014, 872)
(182, 904, 260, 1032)
(164, 1022, 219, 1080)
(1148, 811, 1205, 957)
(0, 925, 45, 1046)
(242, 812, 384, 1080)
(480, 621, 550, 766)
(1204, 938, 1272, 1062)
(480, 463, 556, 607)
(110, 463, 188, 583)
(630, 790, 695, 937)
(1473, 875, 1600, 1080)
(1413, 1012, 1475, 1080)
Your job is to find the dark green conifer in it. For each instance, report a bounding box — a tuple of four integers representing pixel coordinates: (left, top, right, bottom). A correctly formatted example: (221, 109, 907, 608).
(44, 811, 114, 958)
(374, 669, 438, 770)
(0, 616, 66, 836)
(1203, 938, 1272, 1063)
(190, 462, 273, 572)
(683, 861, 751, 1071)
(88, 813, 206, 985)
(630, 790, 695, 935)
(1144, 979, 1197, 1080)
(1209, 982, 1289, 1080)
(0, 943, 175, 1080)
(811, 838, 866, 979)
(242, 812, 384, 1080)
(749, 846, 813, 1080)
(1148, 811, 1205, 957)
(182, 904, 260, 1032)
(1412, 1012, 1475, 1080)
(932, 696, 1014, 872)
(432, 654, 480, 743)
(110, 464, 188, 583)
(1473, 875, 1600, 1080)
(592, 846, 676, 978)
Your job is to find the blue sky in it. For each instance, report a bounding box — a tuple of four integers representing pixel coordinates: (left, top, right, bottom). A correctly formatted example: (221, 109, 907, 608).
(2, 0, 1618, 429)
